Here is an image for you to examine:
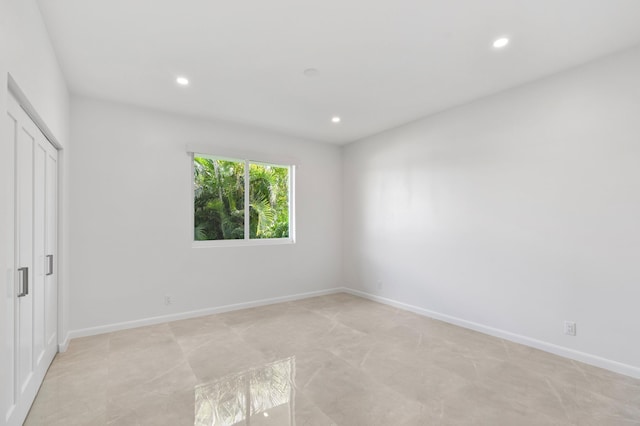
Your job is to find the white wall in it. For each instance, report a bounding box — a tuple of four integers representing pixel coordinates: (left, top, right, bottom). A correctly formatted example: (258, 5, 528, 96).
(0, 0, 70, 418)
(343, 46, 640, 376)
(68, 97, 342, 332)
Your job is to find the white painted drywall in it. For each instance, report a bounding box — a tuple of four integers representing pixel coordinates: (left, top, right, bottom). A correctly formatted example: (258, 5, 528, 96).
(68, 97, 342, 332)
(0, 0, 70, 419)
(0, 1, 69, 142)
(342, 46, 640, 373)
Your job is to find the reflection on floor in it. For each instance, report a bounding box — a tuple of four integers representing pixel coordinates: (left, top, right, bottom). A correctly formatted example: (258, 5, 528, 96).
(25, 293, 640, 425)
(195, 357, 295, 426)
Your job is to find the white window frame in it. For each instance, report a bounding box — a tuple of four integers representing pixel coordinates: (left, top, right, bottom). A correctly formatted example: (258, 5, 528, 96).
(191, 152, 296, 248)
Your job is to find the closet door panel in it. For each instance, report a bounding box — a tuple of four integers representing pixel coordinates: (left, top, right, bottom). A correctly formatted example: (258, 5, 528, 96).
(45, 146, 58, 350)
(3, 101, 19, 423)
(33, 140, 47, 366)
(15, 114, 35, 399)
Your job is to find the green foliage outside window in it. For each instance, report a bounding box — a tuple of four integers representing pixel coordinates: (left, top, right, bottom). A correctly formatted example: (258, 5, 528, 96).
(194, 155, 290, 241)
(194, 157, 245, 240)
(249, 163, 290, 239)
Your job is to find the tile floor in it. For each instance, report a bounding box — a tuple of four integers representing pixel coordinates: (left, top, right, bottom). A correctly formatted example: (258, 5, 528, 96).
(25, 293, 640, 425)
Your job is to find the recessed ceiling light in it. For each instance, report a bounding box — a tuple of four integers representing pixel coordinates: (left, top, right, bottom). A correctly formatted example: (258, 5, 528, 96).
(493, 37, 510, 49)
(303, 68, 319, 77)
(176, 76, 189, 86)
(331, 116, 341, 123)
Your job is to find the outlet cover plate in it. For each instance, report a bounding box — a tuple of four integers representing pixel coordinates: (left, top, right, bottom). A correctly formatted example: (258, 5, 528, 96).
(564, 321, 576, 336)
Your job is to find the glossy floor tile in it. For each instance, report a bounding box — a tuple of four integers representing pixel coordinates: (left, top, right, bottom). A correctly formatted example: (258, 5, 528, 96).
(25, 293, 640, 425)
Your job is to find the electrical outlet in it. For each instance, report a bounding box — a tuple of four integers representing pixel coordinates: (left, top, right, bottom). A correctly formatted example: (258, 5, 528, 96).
(564, 321, 576, 336)
(376, 280, 383, 290)
(164, 295, 172, 306)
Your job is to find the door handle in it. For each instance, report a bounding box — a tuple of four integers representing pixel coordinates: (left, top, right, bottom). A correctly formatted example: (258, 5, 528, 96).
(46, 255, 54, 276)
(17, 267, 28, 297)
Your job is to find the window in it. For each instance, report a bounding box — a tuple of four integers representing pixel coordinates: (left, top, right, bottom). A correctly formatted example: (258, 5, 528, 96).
(193, 153, 294, 245)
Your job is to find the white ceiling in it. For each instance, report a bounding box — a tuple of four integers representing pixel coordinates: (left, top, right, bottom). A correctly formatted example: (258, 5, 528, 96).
(37, 0, 640, 144)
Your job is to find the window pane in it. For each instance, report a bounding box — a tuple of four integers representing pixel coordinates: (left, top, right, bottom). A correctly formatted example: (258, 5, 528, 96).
(249, 163, 289, 239)
(194, 155, 245, 240)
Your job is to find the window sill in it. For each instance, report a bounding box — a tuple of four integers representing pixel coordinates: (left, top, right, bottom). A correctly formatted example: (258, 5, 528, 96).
(192, 238, 295, 248)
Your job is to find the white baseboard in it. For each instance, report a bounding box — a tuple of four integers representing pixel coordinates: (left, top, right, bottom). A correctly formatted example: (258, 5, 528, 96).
(341, 287, 640, 380)
(67, 288, 343, 341)
(63, 285, 640, 379)
(58, 332, 70, 353)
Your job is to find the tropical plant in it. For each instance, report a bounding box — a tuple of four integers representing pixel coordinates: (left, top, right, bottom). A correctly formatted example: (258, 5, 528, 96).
(194, 156, 289, 241)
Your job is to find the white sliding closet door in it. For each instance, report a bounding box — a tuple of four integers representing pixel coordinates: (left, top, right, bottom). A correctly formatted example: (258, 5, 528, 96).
(3, 93, 58, 426)
(12, 94, 37, 424)
(33, 127, 58, 369)
(44, 142, 58, 355)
